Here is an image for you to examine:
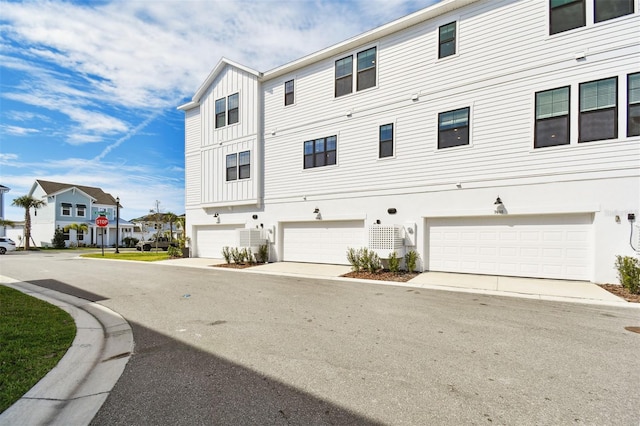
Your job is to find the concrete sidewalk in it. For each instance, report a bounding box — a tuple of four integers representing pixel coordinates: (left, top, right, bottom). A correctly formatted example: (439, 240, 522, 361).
(157, 258, 634, 307)
(0, 276, 133, 426)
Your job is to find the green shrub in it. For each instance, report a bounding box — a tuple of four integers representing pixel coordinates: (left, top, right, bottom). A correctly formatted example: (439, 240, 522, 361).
(256, 244, 269, 263)
(614, 255, 640, 294)
(123, 237, 139, 248)
(347, 247, 361, 272)
(244, 248, 254, 265)
(230, 247, 243, 264)
(51, 228, 66, 249)
(404, 250, 418, 273)
(167, 245, 182, 259)
(222, 246, 232, 264)
(366, 250, 382, 273)
(388, 251, 400, 274)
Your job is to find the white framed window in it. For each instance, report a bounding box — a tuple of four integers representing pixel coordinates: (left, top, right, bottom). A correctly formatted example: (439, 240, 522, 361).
(438, 21, 457, 59)
(335, 46, 377, 98)
(304, 136, 337, 169)
(535, 86, 570, 148)
(379, 123, 394, 158)
(76, 204, 86, 217)
(579, 76, 617, 142)
(285, 79, 295, 106)
(438, 107, 470, 149)
(61, 203, 72, 216)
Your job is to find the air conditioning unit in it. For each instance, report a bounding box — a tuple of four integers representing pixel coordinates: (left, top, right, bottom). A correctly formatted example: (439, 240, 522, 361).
(237, 228, 266, 248)
(368, 225, 405, 258)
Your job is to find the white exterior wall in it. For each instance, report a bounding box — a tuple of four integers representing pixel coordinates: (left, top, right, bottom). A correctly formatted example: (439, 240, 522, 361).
(183, 0, 640, 282)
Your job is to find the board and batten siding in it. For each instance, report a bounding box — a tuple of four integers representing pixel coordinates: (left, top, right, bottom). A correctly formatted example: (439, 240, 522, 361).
(261, 0, 639, 202)
(195, 64, 261, 206)
(201, 138, 257, 205)
(185, 107, 201, 206)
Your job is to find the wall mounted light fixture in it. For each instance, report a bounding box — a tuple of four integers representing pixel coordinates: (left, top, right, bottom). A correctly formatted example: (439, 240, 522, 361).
(494, 197, 505, 214)
(214, 212, 220, 223)
(387, 208, 397, 214)
(252, 214, 258, 220)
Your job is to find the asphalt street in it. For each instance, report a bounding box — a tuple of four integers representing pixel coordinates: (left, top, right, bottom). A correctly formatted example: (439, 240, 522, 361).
(1, 251, 639, 425)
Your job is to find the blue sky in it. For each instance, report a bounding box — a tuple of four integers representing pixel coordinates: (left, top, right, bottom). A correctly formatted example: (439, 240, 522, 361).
(1, 0, 438, 221)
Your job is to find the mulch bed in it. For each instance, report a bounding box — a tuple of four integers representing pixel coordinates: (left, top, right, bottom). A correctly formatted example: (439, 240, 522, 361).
(341, 270, 420, 283)
(212, 263, 257, 269)
(598, 284, 640, 303)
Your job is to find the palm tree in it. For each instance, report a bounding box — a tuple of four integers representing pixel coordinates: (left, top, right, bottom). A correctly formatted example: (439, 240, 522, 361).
(65, 223, 89, 246)
(163, 212, 178, 242)
(11, 195, 46, 251)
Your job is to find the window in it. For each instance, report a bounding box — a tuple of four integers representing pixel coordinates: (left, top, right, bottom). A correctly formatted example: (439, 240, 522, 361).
(63, 228, 70, 241)
(228, 93, 239, 125)
(357, 47, 376, 91)
(78, 231, 84, 241)
(595, 0, 634, 23)
(628, 73, 640, 137)
(335, 56, 353, 97)
(61, 203, 71, 216)
(226, 153, 237, 181)
(76, 204, 86, 217)
(215, 98, 226, 128)
(535, 86, 570, 148)
(439, 22, 456, 58)
(438, 107, 470, 149)
(579, 77, 617, 142)
(550, 0, 585, 35)
(379, 124, 394, 158)
(238, 150, 251, 179)
(226, 151, 251, 181)
(304, 136, 337, 169)
(285, 80, 294, 106)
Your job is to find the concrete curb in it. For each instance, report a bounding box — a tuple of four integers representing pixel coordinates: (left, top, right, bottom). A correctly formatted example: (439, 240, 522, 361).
(0, 277, 133, 426)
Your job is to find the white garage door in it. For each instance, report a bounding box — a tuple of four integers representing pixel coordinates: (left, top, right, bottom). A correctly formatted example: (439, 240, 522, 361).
(282, 221, 365, 265)
(194, 225, 242, 258)
(427, 214, 592, 280)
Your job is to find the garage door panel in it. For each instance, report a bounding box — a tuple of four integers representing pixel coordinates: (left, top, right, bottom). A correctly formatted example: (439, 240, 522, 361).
(282, 221, 365, 265)
(195, 225, 241, 258)
(427, 214, 592, 280)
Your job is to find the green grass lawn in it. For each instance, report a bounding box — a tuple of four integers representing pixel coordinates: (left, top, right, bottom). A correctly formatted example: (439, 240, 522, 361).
(80, 251, 170, 261)
(0, 286, 76, 413)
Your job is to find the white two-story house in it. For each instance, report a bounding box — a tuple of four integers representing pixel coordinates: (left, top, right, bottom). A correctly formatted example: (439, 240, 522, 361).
(179, 0, 640, 284)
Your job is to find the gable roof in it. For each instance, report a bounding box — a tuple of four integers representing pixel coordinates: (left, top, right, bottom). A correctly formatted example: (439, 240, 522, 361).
(33, 180, 118, 206)
(178, 57, 261, 110)
(0, 185, 10, 193)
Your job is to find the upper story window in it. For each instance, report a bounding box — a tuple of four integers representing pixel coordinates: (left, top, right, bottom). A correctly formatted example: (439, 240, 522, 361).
(438, 22, 457, 58)
(61, 203, 72, 216)
(594, 0, 634, 23)
(304, 136, 337, 169)
(535, 86, 570, 148)
(215, 98, 226, 128)
(76, 204, 86, 217)
(335, 46, 377, 98)
(357, 47, 376, 91)
(226, 151, 251, 181)
(628, 73, 640, 137)
(285, 80, 295, 106)
(550, 0, 585, 35)
(228, 93, 239, 125)
(438, 107, 470, 149)
(215, 93, 239, 128)
(335, 56, 353, 97)
(379, 124, 394, 158)
(579, 77, 617, 142)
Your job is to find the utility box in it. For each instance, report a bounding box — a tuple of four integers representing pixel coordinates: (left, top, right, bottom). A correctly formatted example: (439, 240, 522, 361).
(237, 228, 266, 248)
(368, 225, 405, 258)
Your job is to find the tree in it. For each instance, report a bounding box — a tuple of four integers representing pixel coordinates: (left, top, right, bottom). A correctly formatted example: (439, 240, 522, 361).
(163, 212, 178, 242)
(52, 227, 66, 249)
(11, 195, 46, 251)
(65, 223, 89, 245)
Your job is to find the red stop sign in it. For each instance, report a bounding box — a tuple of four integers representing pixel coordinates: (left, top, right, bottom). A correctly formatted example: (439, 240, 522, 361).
(95, 216, 109, 227)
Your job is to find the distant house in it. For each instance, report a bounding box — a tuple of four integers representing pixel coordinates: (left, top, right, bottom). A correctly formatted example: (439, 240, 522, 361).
(129, 213, 184, 242)
(179, 0, 639, 284)
(0, 184, 9, 236)
(25, 180, 133, 247)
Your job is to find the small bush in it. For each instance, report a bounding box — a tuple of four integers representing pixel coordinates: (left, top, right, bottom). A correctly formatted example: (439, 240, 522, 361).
(167, 245, 182, 259)
(388, 251, 400, 274)
(244, 248, 254, 265)
(614, 255, 640, 294)
(51, 228, 66, 249)
(365, 250, 382, 273)
(123, 237, 139, 248)
(222, 246, 232, 264)
(347, 247, 361, 272)
(230, 247, 243, 264)
(404, 250, 418, 273)
(256, 244, 269, 263)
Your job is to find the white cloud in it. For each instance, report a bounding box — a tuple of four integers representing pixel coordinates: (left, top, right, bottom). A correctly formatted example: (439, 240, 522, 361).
(0, 124, 39, 136)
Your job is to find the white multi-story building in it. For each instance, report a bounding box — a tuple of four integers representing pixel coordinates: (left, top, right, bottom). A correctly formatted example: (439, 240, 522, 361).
(179, 0, 640, 284)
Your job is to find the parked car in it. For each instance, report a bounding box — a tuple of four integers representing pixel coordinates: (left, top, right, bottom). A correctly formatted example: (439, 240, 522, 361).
(0, 237, 17, 254)
(135, 236, 177, 251)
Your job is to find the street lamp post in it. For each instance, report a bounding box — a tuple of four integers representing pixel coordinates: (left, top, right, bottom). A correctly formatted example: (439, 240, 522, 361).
(115, 196, 120, 254)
